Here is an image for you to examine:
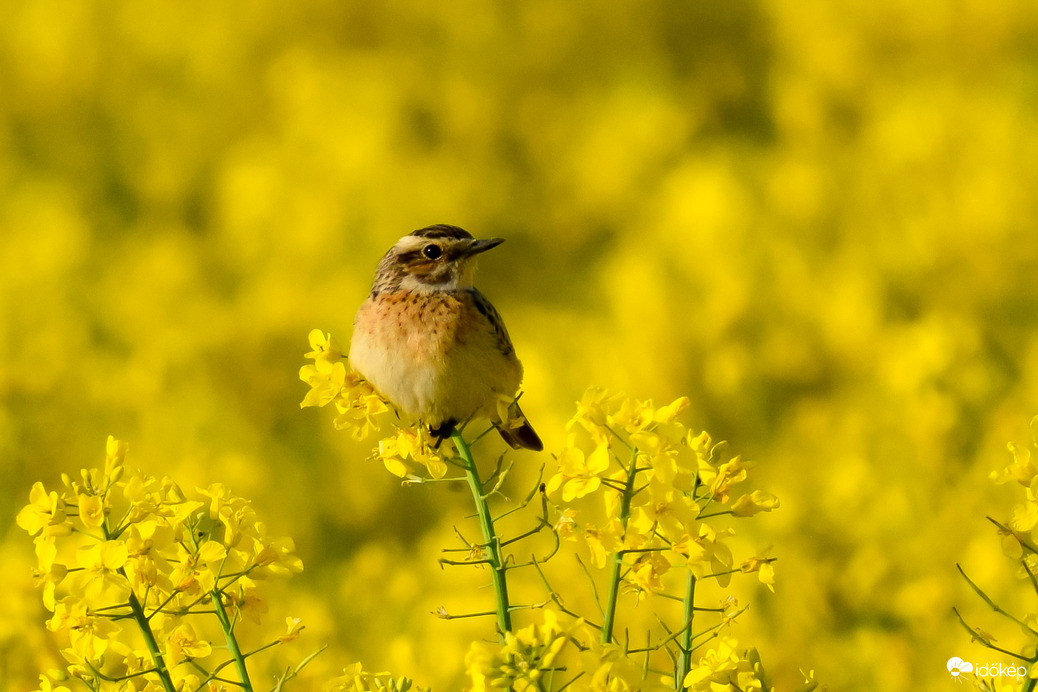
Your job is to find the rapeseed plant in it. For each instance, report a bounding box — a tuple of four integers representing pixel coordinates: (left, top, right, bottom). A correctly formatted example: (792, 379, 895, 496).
(300, 332, 784, 691)
(956, 416, 1038, 692)
(18, 437, 309, 692)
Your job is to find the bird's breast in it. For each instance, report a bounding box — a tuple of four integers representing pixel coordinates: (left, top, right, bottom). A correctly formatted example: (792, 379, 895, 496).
(349, 291, 520, 424)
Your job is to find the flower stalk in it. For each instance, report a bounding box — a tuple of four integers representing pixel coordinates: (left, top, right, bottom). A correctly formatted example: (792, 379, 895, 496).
(212, 589, 254, 692)
(452, 429, 513, 640)
(677, 571, 697, 684)
(601, 446, 640, 645)
(126, 581, 177, 692)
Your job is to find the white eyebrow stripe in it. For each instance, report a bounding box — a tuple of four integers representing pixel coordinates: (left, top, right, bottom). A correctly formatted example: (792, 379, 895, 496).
(392, 236, 427, 252)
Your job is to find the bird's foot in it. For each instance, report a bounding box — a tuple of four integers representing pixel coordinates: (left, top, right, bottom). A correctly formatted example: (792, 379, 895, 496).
(428, 420, 458, 449)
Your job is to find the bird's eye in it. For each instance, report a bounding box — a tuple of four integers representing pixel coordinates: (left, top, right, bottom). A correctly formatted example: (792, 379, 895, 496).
(423, 244, 443, 260)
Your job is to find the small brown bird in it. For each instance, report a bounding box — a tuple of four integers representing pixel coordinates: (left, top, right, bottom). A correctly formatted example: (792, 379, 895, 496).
(349, 224, 543, 451)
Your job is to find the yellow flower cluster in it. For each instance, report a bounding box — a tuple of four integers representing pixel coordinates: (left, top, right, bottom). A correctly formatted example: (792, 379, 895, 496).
(680, 638, 766, 691)
(464, 608, 772, 692)
(547, 387, 778, 595)
(455, 388, 779, 690)
(954, 415, 1038, 684)
(465, 609, 581, 691)
(465, 608, 698, 692)
(17, 436, 305, 691)
(300, 337, 780, 690)
(300, 330, 451, 480)
(300, 330, 390, 441)
(991, 416, 1038, 549)
(326, 662, 427, 692)
(377, 428, 449, 480)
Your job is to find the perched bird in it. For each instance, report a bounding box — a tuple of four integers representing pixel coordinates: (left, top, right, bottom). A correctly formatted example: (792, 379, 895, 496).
(349, 224, 543, 451)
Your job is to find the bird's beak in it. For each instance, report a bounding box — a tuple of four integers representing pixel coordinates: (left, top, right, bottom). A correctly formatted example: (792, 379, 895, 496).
(460, 237, 505, 257)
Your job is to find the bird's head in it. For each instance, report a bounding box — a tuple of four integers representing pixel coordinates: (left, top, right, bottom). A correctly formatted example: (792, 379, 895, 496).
(372, 224, 504, 294)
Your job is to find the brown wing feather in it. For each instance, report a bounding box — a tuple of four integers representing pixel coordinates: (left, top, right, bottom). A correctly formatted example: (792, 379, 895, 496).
(467, 288, 515, 357)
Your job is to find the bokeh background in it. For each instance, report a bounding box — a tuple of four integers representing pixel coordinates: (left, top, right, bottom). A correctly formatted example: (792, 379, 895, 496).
(4, 1, 1038, 690)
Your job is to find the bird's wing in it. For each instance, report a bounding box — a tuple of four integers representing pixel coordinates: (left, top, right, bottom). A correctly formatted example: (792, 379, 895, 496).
(467, 288, 515, 357)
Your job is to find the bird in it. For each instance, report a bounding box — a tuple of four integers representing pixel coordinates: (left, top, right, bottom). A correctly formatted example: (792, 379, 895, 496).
(348, 224, 543, 452)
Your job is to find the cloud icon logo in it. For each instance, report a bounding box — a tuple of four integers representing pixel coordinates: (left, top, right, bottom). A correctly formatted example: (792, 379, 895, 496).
(947, 657, 974, 678)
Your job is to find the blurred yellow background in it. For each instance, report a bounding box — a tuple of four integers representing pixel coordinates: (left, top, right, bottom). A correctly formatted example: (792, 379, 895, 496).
(3, 1, 1038, 690)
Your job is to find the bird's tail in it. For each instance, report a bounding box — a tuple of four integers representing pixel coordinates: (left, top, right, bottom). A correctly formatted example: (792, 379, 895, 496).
(495, 401, 543, 452)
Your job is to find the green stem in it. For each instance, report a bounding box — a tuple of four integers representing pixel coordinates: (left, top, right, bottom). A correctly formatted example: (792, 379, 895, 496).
(125, 585, 177, 692)
(951, 607, 1031, 662)
(601, 560, 623, 645)
(677, 571, 696, 687)
(601, 447, 640, 645)
(452, 429, 512, 640)
(957, 563, 1038, 636)
(211, 590, 254, 692)
(109, 516, 174, 692)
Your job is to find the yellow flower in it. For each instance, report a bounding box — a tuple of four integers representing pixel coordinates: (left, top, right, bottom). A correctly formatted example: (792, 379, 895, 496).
(629, 478, 700, 543)
(1008, 471, 1038, 535)
(625, 551, 670, 595)
(466, 609, 580, 691)
(300, 329, 390, 440)
(299, 359, 349, 409)
(277, 616, 305, 643)
(546, 441, 611, 502)
(644, 445, 690, 489)
(670, 524, 735, 585)
(707, 455, 752, 504)
(225, 576, 268, 625)
(377, 428, 446, 479)
(164, 622, 212, 667)
(627, 397, 691, 449)
(304, 328, 343, 363)
(465, 642, 495, 692)
(332, 381, 390, 441)
(758, 562, 776, 592)
(123, 520, 175, 594)
(654, 396, 691, 424)
(103, 435, 128, 484)
(682, 637, 763, 691)
(32, 537, 67, 611)
(68, 541, 131, 603)
(251, 530, 304, 577)
(197, 483, 255, 548)
(553, 507, 580, 542)
(326, 662, 413, 692)
(17, 482, 70, 537)
(31, 674, 72, 692)
(730, 490, 780, 517)
(58, 437, 127, 505)
(608, 397, 656, 437)
(105, 639, 153, 681)
(198, 539, 229, 564)
(741, 557, 776, 593)
(576, 640, 647, 691)
(121, 473, 161, 523)
(48, 598, 120, 661)
(991, 430, 1038, 486)
(585, 518, 624, 568)
(78, 494, 106, 529)
(377, 434, 410, 478)
(567, 386, 615, 433)
(169, 543, 219, 595)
